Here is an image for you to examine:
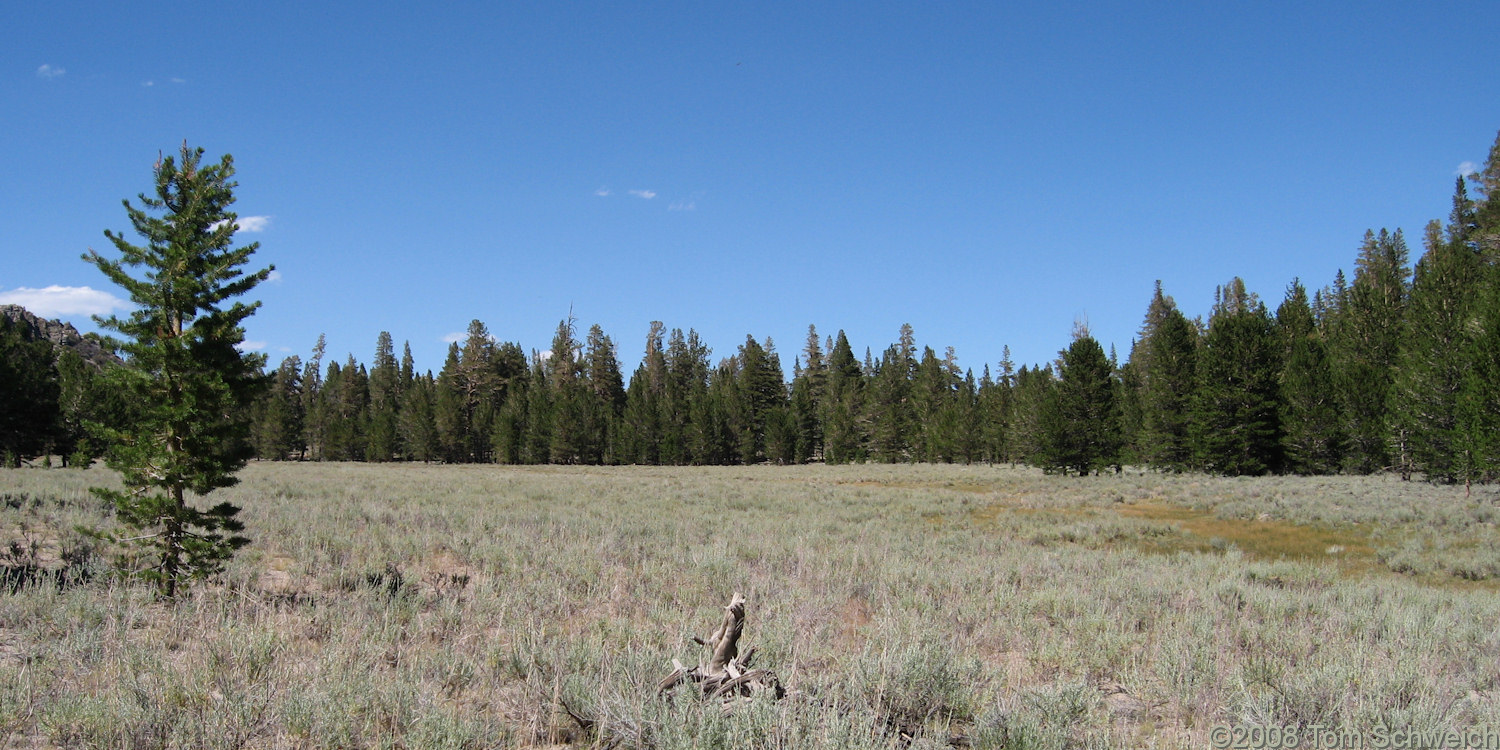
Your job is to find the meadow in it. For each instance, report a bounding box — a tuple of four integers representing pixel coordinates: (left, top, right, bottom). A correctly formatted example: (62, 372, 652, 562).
(2, 462, 1499, 749)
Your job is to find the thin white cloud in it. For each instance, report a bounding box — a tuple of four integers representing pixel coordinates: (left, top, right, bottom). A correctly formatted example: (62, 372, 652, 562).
(594, 187, 612, 197)
(669, 200, 696, 211)
(0, 286, 130, 317)
(236, 215, 271, 232)
(142, 80, 155, 87)
(266, 269, 284, 283)
(209, 215, 272, 233)
(170, 77, 185, 84)
(628, 189, 657, 199)
(236, 340, 267, 352)
(1457, 161, 1479, 177)
(36, 64, 65, 79)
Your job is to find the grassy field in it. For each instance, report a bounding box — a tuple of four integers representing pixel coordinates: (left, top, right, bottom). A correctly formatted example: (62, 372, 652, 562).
(3, 462, 1499, 748)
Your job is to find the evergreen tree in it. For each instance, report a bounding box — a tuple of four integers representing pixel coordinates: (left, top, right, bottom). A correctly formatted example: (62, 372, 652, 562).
(400, 341, 415, 389)
(789, 325, 827, 462)
(1459, 281, 1500, 484)
(1461, 134, 1500, 481)
(1276, 281, 1343, 473)
(1009, 364, 1053, 465)
(491, 368, 529, 464)
(322, 356, 369, 461)
(620, 322, 668, 464)
(978, 349, 1015, 464)
(458, 320, 499, 462)
(1037, 333, 1121, 474)
(664, 328, 712, 464)
(953, 368, 983, 463)
(82, 143, 270, 597)
(583, 324, 625, 464)
(1134, 284, 1198, 471)
(1115, 353, 1145, 466)
(547, 317, 589, 464)
(1469, 129, 1500, 262)
(399, 372, 439, 463)
(730, 336, 785, 463)
(910, 346, 961, 462)
(300, 335, 327, 460)
(366, 331, 401, 461)
(1387, 207, 1484, 483)
(690, 362, 737, 464)
(1192, 279, 1281, 475)
(788, 369, 817, 464)
(867, 325, 916, 463)
(620, 366, 655, 464)
(54, 349, 112, 466)
(0, 314, 60, 466)
(1326, 229, 1410, 472)
(763, 403, 797, 464)
(822, 330, 866, 464)
(976, 363, 1008, 463)
(250, 355, 303, 460)
(433, 343, 466, 462)
(867, 346, 910, 462)
(522, 355, 554, 463)
(318, 360, 350, 460)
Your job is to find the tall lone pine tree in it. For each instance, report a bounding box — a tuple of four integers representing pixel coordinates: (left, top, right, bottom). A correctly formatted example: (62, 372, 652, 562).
(84, 143, 273, 598)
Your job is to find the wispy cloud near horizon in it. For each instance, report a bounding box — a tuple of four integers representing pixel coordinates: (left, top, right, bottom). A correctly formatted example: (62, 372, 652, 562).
(0, 285, 130, 318)
(36, 64, 65, 79)
(1458, 161, 1479, 177)
(628, 189, 657, 199)
(594, 187, 612, 197)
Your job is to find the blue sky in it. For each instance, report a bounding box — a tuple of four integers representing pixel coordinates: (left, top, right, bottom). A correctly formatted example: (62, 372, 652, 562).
(4, 1, 1498, 377)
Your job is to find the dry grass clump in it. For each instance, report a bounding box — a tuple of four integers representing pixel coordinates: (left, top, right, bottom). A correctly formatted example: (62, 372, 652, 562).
(2, 462, 1498, 748)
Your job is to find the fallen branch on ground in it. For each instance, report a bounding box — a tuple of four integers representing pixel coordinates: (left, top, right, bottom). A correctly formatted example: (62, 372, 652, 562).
(658, 591, 785, 703)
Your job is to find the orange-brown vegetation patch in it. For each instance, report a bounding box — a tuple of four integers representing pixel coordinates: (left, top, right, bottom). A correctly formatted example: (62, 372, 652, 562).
(972, 496, 1384, 574)
(1114, 501, 1377, 568)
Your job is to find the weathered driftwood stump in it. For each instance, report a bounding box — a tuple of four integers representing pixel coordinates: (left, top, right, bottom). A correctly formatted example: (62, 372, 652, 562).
(658, 591, 785, 702)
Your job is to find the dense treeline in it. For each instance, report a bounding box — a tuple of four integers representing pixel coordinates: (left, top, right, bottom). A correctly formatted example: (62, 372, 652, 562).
(0, 315, 130, 468)
(5, 132, 1499, 482)
(241, 131, 1500, 482)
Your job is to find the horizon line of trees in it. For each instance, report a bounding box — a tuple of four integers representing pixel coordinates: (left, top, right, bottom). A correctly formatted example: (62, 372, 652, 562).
(242, 131, 1500, 483)
(5, 132, 1499, 482)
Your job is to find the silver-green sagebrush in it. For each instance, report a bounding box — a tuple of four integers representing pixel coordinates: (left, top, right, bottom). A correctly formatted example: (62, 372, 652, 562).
(2, 463, 1499, 747)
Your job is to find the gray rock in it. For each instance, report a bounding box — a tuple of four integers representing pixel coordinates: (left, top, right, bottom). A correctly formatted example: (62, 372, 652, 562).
(0, 305, 121, 369)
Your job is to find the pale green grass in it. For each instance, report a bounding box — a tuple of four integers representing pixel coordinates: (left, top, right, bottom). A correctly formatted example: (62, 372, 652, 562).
(2, 463, 1498, 748)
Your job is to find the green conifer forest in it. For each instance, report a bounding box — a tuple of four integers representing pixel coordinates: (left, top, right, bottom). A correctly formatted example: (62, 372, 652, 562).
(7, 131, 1500, 483)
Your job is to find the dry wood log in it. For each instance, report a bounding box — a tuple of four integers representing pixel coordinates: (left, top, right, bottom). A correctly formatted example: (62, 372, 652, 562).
(706, 591, 745, 675)
(659, 591, 784, 702)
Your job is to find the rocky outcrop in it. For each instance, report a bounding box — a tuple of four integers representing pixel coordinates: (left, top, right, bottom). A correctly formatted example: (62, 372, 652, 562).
(0, 305, 121, 369)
